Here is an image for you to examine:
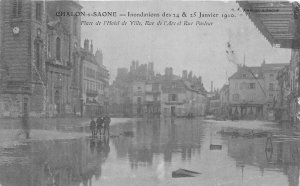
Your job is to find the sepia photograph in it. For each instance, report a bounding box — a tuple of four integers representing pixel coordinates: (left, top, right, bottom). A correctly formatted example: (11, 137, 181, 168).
(0, 0, 300, 185)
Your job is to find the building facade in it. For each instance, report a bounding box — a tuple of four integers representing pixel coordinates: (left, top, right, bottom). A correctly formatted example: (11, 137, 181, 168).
(109, 64, 207, 118)
(0, 1, 109, 118)
(80, 40, 109, 117)
(237, 1, 300, 124)
(228, 63, 287, 120)
(160, 68, 207, 117)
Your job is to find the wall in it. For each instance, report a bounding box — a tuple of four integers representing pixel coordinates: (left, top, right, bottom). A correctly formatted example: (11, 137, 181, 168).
(229, 79, 266, 105)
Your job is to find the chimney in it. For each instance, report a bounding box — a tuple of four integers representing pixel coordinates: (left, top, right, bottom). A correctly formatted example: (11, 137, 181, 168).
(211, 81, 213, 93)
(84, 39, 89, 51)
(90, 40, 93, 54)
(182, 70, 187, 79)
(198, 76, 202, 84)
(188, 71, 193, 80)
(165, 67, 168, 76)
(135, 61, 139, 69)
(130, 61, 136, 72)
(95, 49, 103, 65)
(170, 67, 173, 76)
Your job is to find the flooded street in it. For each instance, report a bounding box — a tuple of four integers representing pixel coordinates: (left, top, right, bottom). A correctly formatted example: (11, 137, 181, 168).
(0, 118, 298, 186)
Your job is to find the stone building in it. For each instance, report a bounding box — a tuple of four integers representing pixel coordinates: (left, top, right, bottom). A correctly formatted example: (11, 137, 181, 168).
(80, 40, 109, 117)
(0, 0, 83, 117)
(237, 1, 300, 123)
(160, 68, 207, 117)
(228, 62, 287, 120)
(109, 61, 155, 117)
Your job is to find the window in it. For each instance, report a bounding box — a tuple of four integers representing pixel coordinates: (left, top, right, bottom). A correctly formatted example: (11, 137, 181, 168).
(249, 83, 256, 89)
(269, 93, 273, 98)
(35, 42, 41, 70)
(168, 94, 177, 101)
(269, 83, 274, 91)
(270, 74, 274, 78)
(56, 37, 61, 60)
(36, 2, 42, 21)
(232, 94, 239, 101)
(12, 0, 22, 18)
(137, 97, 141, 103)
(72, 55, 77, 83)
(47, 34, 51, 57)
(73, 17, 78, 36)
(242, 74, 246, 78)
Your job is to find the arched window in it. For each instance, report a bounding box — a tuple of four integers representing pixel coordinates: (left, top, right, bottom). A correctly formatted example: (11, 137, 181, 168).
(35, 42, 41, 70)
(56, 37, 61, 60)
(73, 17, 78, 36)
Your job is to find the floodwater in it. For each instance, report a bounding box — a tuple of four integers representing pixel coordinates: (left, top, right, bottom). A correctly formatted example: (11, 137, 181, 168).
(0, 118, 299, 186)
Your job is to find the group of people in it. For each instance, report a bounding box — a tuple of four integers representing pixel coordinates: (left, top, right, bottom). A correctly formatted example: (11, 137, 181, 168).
(90, 115, 111, 138)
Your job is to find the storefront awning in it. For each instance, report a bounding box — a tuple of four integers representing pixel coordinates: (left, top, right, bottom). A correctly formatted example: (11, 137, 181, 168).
(237, 1, 300, 48)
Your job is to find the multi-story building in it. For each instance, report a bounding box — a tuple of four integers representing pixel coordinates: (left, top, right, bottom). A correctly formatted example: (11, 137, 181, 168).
(145, 80, 161, 116)
(80, 39, 109, 117)
(228, 62, 287, 120)
(109, 61, 156, 117)
(0, 0, 81, 117)
(0, 1, 110, 118)
(160, 68, 207, 117)
(229, 65, 265, 119)
(237, 1, 300, 124)
(132, 81, 146, 117)
(45, 1, 82, 117)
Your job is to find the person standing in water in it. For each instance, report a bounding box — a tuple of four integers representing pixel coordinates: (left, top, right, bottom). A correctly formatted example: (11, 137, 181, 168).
(96, 116, 104, 136)
(90, 118, 96, 138)
(103, 115, 111, 136)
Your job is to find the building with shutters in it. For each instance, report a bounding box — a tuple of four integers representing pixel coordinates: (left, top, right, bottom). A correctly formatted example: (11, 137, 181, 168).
(237, 1, 300, 124)
(228, 62, 288, 120)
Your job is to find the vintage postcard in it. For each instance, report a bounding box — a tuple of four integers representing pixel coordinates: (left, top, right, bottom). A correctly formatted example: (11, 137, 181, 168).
(0, 0, 299, 185)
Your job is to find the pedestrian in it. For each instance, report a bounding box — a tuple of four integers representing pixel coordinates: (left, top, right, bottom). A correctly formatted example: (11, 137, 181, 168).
(103, 115, 111, 136)
(90, 118, 96, 138)
(96, 116, 104, 137)
(22, 112, 30, 139)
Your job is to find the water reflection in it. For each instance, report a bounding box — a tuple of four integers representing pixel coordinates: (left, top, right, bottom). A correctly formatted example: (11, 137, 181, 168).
(0, 137, 110, 186)
(2, 118, 300, 185)
(111, 118, 204, 170)
(227, 135, 300, 186)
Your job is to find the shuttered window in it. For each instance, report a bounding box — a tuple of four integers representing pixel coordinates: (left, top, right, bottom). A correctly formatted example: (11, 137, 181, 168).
(12, 0, 22, 18)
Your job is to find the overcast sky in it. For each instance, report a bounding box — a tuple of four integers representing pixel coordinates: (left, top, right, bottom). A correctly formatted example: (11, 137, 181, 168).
(80, 1, 291, 90)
